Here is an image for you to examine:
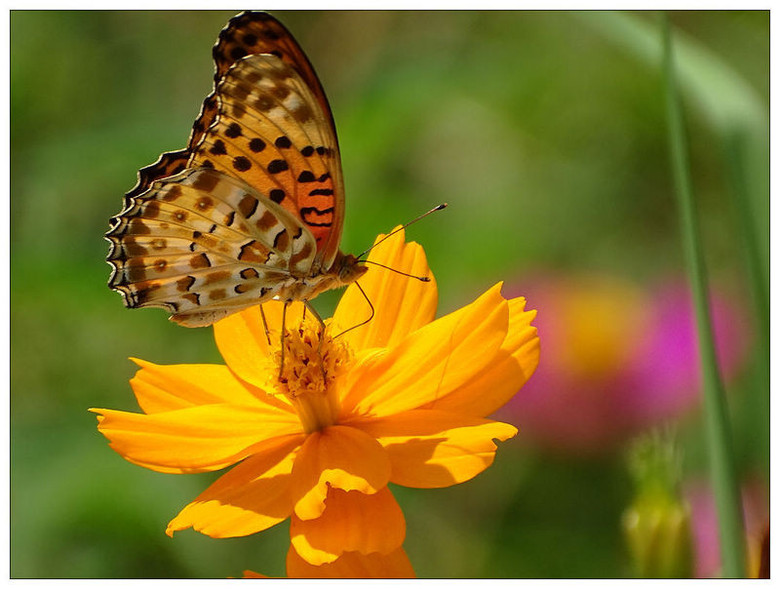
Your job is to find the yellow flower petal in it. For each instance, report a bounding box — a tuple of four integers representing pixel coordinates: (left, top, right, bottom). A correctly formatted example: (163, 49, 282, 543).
(212, 302, 305, 391)
(424, 296, 540, 417)
(286, 545, 415, 578)
(90, 403, 301, 473)
(128, 358, 274, 414)
(290, 425, 390, 520)
(331, 228, 437, 351)
(355, 409, 517, 488)
(166, 434, 303, 538)
(290, 487, 405, 565)
(340, 283, 509, 418)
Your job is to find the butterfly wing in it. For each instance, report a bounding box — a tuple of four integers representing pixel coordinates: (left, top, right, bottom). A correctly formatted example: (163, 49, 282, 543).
(124, 149, 191, 200)
(205, 11, 337, 149)
(108, 11, 346, 325)
(125, 12, 339, 210)
(107, 167, 318, 327)
(189, 52, 344, 270)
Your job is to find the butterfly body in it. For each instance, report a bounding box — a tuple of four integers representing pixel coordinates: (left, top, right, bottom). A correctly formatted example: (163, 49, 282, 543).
(107, 12, 367, 326)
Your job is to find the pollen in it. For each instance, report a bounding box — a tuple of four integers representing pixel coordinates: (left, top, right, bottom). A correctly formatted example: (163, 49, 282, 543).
(272, 321, 351, 433)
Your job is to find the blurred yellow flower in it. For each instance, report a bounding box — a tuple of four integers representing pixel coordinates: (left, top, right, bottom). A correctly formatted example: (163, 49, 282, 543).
(91, 228, 539, 572)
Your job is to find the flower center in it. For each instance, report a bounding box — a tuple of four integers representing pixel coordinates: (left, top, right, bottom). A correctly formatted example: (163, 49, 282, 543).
(271, 321, 350, 433)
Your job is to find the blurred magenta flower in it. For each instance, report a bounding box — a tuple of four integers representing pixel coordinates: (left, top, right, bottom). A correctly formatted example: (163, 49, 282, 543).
(498, 273, 749, 454)
(685, 477, 768, 578)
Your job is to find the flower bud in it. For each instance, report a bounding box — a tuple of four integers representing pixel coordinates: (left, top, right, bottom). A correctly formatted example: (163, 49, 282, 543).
(622, 432, 693, 578)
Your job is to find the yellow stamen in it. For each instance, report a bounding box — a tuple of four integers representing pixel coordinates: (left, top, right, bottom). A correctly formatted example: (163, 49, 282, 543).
(270, 322, 350, 433)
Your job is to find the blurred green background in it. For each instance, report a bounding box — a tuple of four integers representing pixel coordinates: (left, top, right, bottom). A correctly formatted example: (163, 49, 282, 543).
(11, 10, 768, 578)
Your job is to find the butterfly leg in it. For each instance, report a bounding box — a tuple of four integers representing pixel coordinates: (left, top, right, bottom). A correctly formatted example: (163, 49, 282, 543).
(278, 300, 289, 382)
(259, 304, 272, 346)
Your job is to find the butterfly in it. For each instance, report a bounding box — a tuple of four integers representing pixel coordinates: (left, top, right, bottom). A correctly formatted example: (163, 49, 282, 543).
(106, 11, 368, 327)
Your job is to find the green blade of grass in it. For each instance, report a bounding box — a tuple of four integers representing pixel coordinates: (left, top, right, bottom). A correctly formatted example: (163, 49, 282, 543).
(578, 11, 769, 271)
(661, 13, 746, 578)
(723, 130, 770, 473)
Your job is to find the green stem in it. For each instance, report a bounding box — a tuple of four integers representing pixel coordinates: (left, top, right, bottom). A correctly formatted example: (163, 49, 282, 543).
(661, 13, 746, 578)
(723, 131, 770, 473)
(724, 131, 769, 348)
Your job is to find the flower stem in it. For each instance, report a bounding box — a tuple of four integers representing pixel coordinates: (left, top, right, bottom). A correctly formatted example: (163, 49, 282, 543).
(724, 132, 770, 336)
(723, 131, 770, 472)
(660, 13, 746, 578)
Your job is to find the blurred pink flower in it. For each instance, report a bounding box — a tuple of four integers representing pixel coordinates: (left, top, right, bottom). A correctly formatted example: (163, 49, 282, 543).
(498, 273, 749, 454)
(685, 477, 768, 578)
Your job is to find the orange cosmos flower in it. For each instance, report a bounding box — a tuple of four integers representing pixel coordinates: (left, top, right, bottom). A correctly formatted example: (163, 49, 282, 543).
(91, 228, 539, 572)
(244, 546, 416, 578)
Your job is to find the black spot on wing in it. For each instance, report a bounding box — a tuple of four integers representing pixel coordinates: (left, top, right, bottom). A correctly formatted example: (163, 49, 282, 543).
(300, 206, 334, 227)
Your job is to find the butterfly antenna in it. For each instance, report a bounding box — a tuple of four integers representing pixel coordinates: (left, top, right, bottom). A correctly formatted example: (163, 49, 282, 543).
(357, 203, 447, 259)
(358, 259, 431, 282)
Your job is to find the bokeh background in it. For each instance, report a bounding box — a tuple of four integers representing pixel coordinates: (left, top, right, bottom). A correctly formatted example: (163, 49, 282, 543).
(11, 10, 768, 578)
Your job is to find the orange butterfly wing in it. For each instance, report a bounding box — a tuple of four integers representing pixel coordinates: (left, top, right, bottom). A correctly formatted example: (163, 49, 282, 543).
(124, 11, 345, 268)
(204, 11, 337, 147)
(189, 52, 343, 269)
(108, 11, 354, 326)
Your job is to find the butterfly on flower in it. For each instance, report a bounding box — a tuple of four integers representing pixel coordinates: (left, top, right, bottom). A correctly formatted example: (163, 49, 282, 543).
(106, 11, 383, 327)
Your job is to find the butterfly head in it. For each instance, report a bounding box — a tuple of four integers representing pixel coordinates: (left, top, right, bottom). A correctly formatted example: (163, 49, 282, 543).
(336, 252, 369, 286)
